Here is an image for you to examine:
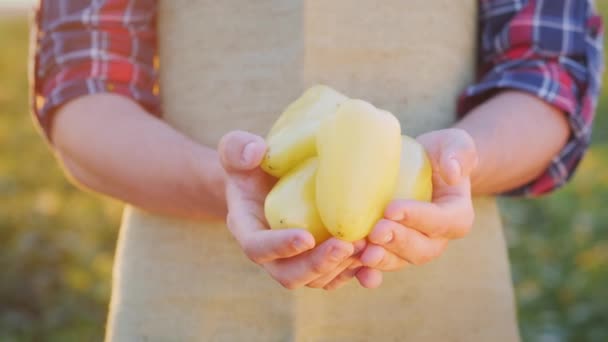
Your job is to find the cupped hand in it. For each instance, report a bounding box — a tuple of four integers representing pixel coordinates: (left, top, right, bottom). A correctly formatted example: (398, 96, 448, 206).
(356, 128, 479, 288)
(218, 130, 363, 290)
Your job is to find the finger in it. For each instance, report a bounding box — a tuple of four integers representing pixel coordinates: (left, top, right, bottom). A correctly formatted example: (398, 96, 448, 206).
(359, 244, 408, 271)
(240, 228, 316, 265)
(218, 131, 317, 264)
(306, 257, 356, 289)
(384, 199, 473, 239)
(355, 267, 383, 289)
(438, 129, 478, 185)
(225, 180, 315, 263)
(220, 131, 277, 238)
(218, 130, 267, 172)
(323, 265, 362, 291)
(268, 238, 354, 290)
(369, 219, 447, 266)
(307, 241, 366, 289)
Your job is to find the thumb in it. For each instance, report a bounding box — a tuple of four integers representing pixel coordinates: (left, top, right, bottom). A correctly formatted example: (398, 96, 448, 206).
(438, 129, 478, 186)
(218, 130, 267, 173)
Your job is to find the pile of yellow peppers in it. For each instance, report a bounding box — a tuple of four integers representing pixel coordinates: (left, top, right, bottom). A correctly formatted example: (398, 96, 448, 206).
(262, 85, 432, 243)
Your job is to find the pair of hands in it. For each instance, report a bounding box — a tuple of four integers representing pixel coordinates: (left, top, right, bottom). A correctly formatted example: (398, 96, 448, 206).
(218, 128, 478, 290)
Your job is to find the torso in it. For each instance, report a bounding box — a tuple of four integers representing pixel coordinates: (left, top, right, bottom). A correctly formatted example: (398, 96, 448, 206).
(106, 1, 521, 341)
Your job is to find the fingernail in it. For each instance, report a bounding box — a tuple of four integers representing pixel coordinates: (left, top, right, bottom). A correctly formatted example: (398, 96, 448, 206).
(449, 158, 462, 178)
(388, 212, 405, 222)
(241, 142, 257, 165)
(382, 232, 393, 244)
(330, 246, 350, 261)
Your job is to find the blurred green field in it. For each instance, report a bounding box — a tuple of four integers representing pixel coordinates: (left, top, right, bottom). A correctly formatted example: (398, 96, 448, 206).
(0, 13, 122, 341)
(1, 5, 608, 342)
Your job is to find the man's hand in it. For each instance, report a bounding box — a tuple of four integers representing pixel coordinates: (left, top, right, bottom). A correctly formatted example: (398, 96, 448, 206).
(218, 130, 364, 290)
(355, 128, 478, 287)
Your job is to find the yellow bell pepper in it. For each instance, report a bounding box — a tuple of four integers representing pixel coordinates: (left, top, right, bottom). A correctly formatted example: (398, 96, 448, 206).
(393, 135, 433, 202)
(315, 100, 402, 242)
(264, 157, 331, 244)
(261, 85, 348, 178)
(263, 86, 434, 244)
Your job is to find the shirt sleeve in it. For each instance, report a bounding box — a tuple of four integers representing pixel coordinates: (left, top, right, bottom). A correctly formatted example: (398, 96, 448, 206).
(31, 0, 160, 144)
(458, 0, 604, 197)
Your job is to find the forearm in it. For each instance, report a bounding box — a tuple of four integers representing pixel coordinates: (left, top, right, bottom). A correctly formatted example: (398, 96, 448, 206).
(455, 90, 570, 195)
(52, 93, 227, 221)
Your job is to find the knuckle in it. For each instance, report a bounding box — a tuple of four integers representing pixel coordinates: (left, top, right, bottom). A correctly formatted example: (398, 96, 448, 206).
(410, 257, 424, 266)
(306, 281, 325, 289)
(385, 258, 407, 272)
(454, 211, 475, 238)
(310, 258, 327, 274)
(325, 276, 349, 291)
(242, 241, 263, 265)
(392, 229, 410, 250)
(405, 215, 420, 230)
(428, 226, 448, 239)
(415, 244, 446, 265)
(377, 255, 391, 270)
(246, 252, 263, 265)
(283, 241, 301, 256)
(336, 272, 354, 284)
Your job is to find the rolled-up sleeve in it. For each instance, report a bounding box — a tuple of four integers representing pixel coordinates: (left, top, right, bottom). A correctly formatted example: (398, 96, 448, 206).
(31, 0, 160, 143)
(458, 0, 604, 196)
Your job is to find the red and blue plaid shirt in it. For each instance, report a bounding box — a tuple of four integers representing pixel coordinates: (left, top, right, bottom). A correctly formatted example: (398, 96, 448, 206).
(31, 0, 604, 197)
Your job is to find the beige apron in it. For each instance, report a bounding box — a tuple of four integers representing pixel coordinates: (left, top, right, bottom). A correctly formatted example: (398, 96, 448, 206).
(106, 1, 521, 341)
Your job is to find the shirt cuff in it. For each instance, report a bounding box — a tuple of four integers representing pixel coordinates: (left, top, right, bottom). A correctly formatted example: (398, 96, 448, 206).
(34, 75, 161, 144)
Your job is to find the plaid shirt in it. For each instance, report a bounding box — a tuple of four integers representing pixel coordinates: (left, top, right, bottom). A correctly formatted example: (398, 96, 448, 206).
(31, 0, 604, 197)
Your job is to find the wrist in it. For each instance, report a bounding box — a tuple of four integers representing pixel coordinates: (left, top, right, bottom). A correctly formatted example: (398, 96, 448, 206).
(185, 142, 227, 221)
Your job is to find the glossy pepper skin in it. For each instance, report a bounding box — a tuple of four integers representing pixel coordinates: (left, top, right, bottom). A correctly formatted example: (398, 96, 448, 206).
(261, 85, 348, 178)
(393, 135, 433, 202)
(315, 100, 402, 242)
(262, 86, 432, 244)
(264, 157, 330, 244)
